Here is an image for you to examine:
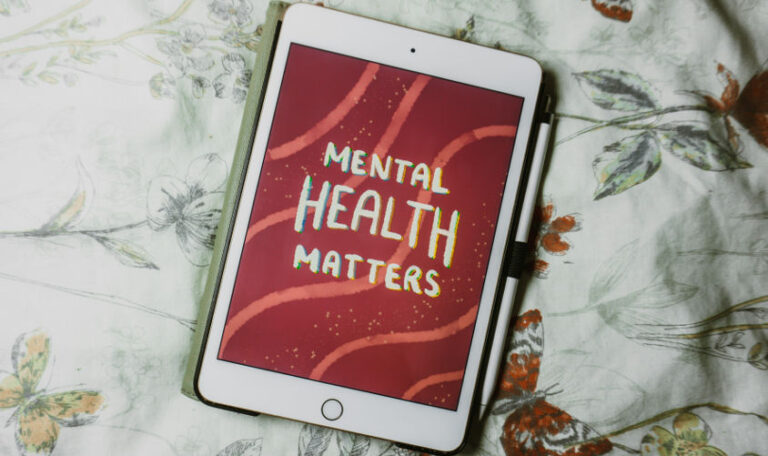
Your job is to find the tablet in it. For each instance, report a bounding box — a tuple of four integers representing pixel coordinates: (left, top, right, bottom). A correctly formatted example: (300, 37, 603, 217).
(195, 4, 542, 453)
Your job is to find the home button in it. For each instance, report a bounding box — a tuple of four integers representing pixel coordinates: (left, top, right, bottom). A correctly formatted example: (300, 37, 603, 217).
(321, 398, 343, 421)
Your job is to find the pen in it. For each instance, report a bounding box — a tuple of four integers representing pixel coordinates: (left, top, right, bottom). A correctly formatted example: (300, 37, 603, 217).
(477, 105, 552, 420)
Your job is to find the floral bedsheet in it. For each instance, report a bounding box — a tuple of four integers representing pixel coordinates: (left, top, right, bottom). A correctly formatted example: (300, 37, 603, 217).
(1, 0, 766, 455)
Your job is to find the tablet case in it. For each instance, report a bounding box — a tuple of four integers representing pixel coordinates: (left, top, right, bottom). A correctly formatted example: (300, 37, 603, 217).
(181, 0, 290, 400)
(180, 5, 551, 455)
(181, 1, 548, 432)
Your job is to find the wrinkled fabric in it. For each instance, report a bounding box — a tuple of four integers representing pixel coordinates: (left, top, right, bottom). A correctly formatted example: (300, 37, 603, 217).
(0, 1, 766, 455)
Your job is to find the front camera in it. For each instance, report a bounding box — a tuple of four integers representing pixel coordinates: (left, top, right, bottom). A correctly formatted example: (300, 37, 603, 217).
(410, 48, 416, 53)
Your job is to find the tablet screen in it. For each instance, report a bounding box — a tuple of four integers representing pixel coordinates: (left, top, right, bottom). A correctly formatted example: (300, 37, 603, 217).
(218, 43, 523, 410)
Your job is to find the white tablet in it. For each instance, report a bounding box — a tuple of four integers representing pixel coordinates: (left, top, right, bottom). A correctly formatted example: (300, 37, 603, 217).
(196, 4, 542, 453)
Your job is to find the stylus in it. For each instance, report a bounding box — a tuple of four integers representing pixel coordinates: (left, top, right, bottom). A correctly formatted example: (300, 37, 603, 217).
(477, 109, 552, 420)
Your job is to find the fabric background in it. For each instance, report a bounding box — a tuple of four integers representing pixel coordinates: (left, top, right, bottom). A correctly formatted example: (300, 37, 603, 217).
(1, 0, 766, 455)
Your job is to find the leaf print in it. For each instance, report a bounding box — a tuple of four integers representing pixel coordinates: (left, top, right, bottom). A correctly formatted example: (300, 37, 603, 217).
(614, 276, 699, 310)
(453, 16, 475, 42)
(655, 123, 752, 170)
(625, 292, 768, 368)
(21, 62, 36, 76)
(740, 211, 768, 220)
(90, 235, 159, 270)
(297, 424, 332, 456)
(380, 447, 420, 456)
(38, 160, 93, 232)
(217, 438, 263, 456)
(336, 432, 370, 456)
(677, 240, 768, 276)
(36, 71, 60, 84)
(589, 240, 638, 303)
(591, 277, 699, 341)
(592, 131, 661, 199)
(574, 69, 658, 111)
(0, 0, 28, 16)
(591, 0, 633, 22)
(560, 64, 761, 197)
(0, 160, 164, 270)
(628, 276, 699, 309)
(714, 332, 746, 353)
(747, 342, 768, 370)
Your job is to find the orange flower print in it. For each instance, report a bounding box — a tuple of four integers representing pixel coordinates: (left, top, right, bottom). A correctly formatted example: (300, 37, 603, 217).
(703, 64, 768, 149)
(590, 0, 633, 22)
(533, 259, 549, 278)
(531, 199, 582, 278)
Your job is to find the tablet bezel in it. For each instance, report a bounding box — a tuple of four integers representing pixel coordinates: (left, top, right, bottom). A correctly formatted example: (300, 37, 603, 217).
(196, 4, 542, 453)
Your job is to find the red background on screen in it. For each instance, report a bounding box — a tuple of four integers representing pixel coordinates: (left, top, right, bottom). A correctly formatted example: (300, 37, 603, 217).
(219, 44, 523, 410)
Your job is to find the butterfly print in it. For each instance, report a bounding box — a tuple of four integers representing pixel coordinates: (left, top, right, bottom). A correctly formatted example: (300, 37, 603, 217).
(491, 310, 612, 456)
(0, 330, 104, 456)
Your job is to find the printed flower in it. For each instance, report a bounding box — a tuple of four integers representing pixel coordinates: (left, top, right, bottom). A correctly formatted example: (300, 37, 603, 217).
(591, 0, 633, 22)
(213, 53, 251, 103)
(533, 259, 550, 279)
(208, 0, 253, 27)
(189, 75, 211, 99)
(732, 70, 768, 148)
(149, 72, 176, 99)
(156, 25, 214, 76)
(220, 26, 261, 51)
(147, 154, 227, 266)
(530, 199, 582, 278)
(701, 64, 768, 149)
(640, 413, 726, 456)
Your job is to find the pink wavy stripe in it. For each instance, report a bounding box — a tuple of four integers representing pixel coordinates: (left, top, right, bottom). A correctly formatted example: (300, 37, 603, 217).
(268, 63, 380, 160)
(309, 307, 478, 380)
(343, 74, 432, 189)
(402, 370, 465, 401)
(245, 75, 431, 243)
(221, 124, 517, 350)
